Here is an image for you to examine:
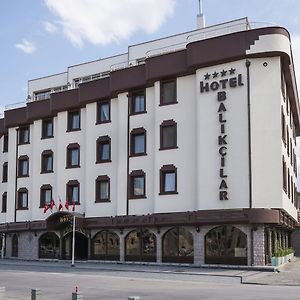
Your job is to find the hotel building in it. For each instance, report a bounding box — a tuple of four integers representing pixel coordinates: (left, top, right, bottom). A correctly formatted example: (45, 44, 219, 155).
(0, 17, 298, 266)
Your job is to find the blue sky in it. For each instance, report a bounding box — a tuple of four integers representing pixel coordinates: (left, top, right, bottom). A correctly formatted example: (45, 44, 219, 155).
(1, 0, 300, 109)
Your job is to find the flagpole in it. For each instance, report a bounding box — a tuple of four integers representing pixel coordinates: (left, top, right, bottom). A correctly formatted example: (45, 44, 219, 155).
(1, 233, 5, 259)
(71, 213, 76, 267)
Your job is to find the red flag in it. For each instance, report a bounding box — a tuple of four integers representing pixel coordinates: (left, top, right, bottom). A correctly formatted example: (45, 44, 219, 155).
(72, 201, 76, 212)
(58, 200, 63, 211)
(43, 204, 49, 214)
(50, 199, 55, 210)
(65, 199, 69, 211)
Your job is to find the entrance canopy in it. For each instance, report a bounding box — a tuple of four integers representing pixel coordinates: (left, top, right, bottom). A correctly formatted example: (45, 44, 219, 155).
(46, 212, 85, 230)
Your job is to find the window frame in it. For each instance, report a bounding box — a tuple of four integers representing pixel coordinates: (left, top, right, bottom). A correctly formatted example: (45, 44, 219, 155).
(66, 143, 80, 168)
(18, 155, 29, 177)
(41, 150, 54, 173)
(129, 170, 146, 199)
(17, 188, 28, 210)
(95, 175, 110, 203)
(19, 126, 30, 145)
(66, 180, 80, 205)
(160, 120, 178, 151)
(40, 184, 52, 208)
(1, 192, 7, 213)
(2, 162, 8, 183)
(130, 90, 146, 115)
(96, 100, 111, 124)
(41, 118, 54, 139)
(159, 164, 178, 195)
(3, 134, 8, 153)
(96, 136, 111, 163)
(160, 79, 177, 106)
(130, 128, 147, 157)
(67, 110, 81, 132)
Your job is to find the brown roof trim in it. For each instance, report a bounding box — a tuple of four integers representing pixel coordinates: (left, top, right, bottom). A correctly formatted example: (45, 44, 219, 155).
(2, 27, 298, 135)
(0, 208, 295, 233)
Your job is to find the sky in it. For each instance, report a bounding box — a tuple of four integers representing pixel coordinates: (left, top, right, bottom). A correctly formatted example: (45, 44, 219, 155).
(1, 0, 300, 108)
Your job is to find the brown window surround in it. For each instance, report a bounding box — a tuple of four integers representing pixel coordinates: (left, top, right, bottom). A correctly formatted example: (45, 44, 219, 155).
(1, 192, 7, 213)
(66, 180, 80, 205)
(95, 175, 110, 203)
(129, 90, 146, 115)
(159, 164, 178, 195)
(19, 126, 30, 145)
(66, 143, 80, 168)
(287, 169, 291, 199)
(40, 184, 52, 208)
(41, 150, 54, 174)
(96, 136, 111, 163)
(281, 108, 286, 145)
(17, 187, 28, 210)
(286, 126, 290, 156)
(129, 170, 146, 199)
(41, 118, 54, 139)
(18, 155, 29, 177)
(2, 162, 8, 183)
(67, 110, 81, 132)
(160, 120, 178, 151)
(130, 128, 147, 157)
(3, 134, 8, 153)
(96, 100, 111, 124)
(282, 157, 287, 193)
(160, 79, 177, 106)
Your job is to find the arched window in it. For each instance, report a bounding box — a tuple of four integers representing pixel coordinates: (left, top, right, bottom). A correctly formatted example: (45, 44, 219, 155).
(125, 229, 156, 262)
(92, 230, 119, 260)
(39, 232, 60, 259)
(162, 227, 193, 263)
(205, 225, 247, 265)
(12, 234, 18, 257)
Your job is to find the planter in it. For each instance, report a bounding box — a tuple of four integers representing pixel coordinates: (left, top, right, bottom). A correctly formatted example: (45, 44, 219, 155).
(271, 253, 295, 266)
(271, 256, 280, 266)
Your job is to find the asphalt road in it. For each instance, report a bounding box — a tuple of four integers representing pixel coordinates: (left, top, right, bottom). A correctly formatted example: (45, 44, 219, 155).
(0, 260, 299, 300)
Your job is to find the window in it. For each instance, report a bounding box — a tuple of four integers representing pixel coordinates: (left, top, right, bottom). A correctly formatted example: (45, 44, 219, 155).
(18, 156, 29, 177)
(129, 170, 146, 198)
(95, 176, 110, 202)
(282, 157, 287, 192)
(3, 134, 8, 153)
(66, 180, 80, 204)
(2, 162, 7, 183)
(19, 126, 30, 144)
(68, 110, 80, 131)
(1, 193, 7, 213)
(35, 90, 50, 101)
(130, 128, 146, 156)
(130, 90, 146, 114)
(160, 164, 177, 195)
(96, 136, 111, 163)
(281, 108, 286, 144)
(42, 118, 53, 139)
(160, 120, 177, 150)
(160, 79, 177, 105)
(40, 185, 52, 208)
(97, 100, 110, 124)
(41, 150, 53, 173)
(287, 126, 290, 156)
(17, 188, 28, 209)
(66, 143, 80, 168)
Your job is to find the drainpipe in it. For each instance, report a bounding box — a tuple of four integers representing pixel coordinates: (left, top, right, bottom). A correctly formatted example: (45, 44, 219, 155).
(14, 128, 19, 223)
(126, 94, 131, 216)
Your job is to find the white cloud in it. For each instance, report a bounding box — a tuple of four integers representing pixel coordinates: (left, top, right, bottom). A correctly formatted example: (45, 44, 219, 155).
(15, 39, 36, 54)
(44, 0, 175, 47)
(43, 21, 57, 33)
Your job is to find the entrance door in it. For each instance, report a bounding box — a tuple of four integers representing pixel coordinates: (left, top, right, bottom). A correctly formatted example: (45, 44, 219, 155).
(62, 232, 88, 260)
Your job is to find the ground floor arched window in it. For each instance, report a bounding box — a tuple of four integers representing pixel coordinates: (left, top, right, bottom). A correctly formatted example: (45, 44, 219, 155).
(205, 225, 247, 265)
(125, 229, 156, 262)
(62, 231, 88, 260)
(92, 230, 120, 260)
(39, 232, 60, 259)
(12, 234, 18, 257)
(162, 227, 194, 263)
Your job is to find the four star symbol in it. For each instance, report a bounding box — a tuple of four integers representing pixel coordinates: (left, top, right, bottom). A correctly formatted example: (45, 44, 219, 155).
(204, 68, 237, 80)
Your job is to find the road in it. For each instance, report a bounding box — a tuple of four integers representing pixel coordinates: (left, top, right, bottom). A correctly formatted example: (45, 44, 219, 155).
(0, 260, 299, 299)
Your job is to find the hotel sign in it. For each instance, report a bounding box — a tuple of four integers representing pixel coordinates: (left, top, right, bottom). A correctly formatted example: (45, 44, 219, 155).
(200, 68, 244, 201)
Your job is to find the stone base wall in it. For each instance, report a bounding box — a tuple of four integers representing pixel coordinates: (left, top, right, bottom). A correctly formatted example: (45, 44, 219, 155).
(3, 224, 271, 266)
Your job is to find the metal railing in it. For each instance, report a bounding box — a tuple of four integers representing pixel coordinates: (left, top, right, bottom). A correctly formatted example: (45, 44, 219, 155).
(5, 101, 27, 111)
(110, 58, 146, 72)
